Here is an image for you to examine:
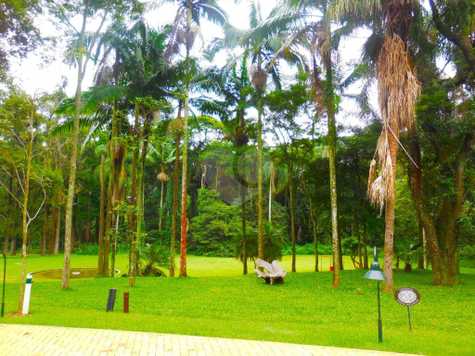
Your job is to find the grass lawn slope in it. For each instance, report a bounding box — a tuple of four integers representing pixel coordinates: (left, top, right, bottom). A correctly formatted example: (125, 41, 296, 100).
(1, 254, 474, 356)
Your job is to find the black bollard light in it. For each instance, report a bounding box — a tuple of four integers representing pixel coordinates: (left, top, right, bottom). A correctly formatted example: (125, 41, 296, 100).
(106, 288, 117, 312)
(1, 252, 6, 317)
(364, 247, 385, 343)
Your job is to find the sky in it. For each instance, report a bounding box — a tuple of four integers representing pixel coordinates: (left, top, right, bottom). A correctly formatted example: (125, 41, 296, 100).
(8, 0, 373, 134)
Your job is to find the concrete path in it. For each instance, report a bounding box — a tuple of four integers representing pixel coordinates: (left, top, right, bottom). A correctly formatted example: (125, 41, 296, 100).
(0, 324, 415, 356)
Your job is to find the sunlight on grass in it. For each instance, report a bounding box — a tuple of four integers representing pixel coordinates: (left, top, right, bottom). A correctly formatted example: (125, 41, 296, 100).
(1, 254, 474, 356)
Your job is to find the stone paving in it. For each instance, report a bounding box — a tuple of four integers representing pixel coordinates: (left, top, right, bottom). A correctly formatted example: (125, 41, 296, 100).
(0, 324, 417, 356)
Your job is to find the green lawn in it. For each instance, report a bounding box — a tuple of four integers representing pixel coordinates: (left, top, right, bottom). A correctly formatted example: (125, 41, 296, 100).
(1, 254, 475, 355)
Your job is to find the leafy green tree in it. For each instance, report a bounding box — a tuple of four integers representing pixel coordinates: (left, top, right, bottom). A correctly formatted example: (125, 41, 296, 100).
(333, 0, 421, 291)
(49, 0, 143, 289)
(0, 0, 40, 79)
(190, 188, 241, 257)
(164, 0, 228, 277)
(0, 91, 47, 311)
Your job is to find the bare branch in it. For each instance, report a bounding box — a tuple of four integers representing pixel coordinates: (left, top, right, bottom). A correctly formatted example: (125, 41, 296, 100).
(27, 183, 47, 226)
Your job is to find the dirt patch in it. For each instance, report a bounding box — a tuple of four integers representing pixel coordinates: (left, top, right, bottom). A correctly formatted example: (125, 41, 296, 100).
(32, 268, 97, 280)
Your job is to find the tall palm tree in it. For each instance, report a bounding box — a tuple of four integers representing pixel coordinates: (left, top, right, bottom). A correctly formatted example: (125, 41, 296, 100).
(240, 0, 285, 261)
(91, 20, 174, 285)
(244, 0, 344, 285)
(195, 56, 253, 273)
(333, 0, 421, 291)
(164, 0, 228, 277)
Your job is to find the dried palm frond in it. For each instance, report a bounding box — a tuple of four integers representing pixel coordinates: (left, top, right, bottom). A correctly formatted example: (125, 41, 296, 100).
(367, 158, 378, 195)
(368, 128, 395, 209)
(377, 34, 420, 132)
(368, 34, 420, 210)
(157, 171, 168, 182)
(369, 176, 386, 215)
(250, 65, 268, 91)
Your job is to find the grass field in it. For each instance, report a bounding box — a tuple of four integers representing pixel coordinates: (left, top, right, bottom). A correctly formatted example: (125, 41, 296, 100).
(1, 254, 475, 355)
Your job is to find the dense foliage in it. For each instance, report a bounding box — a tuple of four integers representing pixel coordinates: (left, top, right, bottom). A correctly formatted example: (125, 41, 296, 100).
(0, 0, 473, 291)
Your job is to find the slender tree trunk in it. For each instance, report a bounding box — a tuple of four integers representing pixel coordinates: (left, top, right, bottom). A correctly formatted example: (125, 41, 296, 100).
(40, 205, 49, 256)
(170, 137, 180, 277)
(383, 129, 398, 292)
(325, 60, 340, 287)
(288, 160, 297, 272)
(128, 106, 139, 287)
(180, 95, 190, 277)
(111, 214, 119, 277)
(257, 98, 265, 260)
(48, 207, 57, 254)
(133, 114, 152, 280)
(309, 203, 318, 272)
(54, 207, 61, 254)
(3, 176, 13, 255)
(97, 154, 106, 275)
(18, 133, 33, 312)
(268, 162, 273, 223)
(320, 8, 340, 287)
(240, 183, 248, 274)
(62, 17, 87, 288)
(407, 132, 445, 284)
(158, 180, 165, 233)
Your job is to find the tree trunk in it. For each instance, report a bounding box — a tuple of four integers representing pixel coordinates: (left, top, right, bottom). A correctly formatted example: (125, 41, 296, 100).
(325, 61, 340, 287)
(383, 128, 398, 292)
(288, 160, 297, 272)
(97, 154, 106, 275)
(180, 95, 190, 277)
(257, 99, 265, 260)
(128, 106, 139, 287)
(408, 132, 445, 285)
(62, 25, 86, 288)
(170, 137, 180, 277)
(309, 203, 318, 272)
(320, 8, 340, 287)
(363, 232, 369, 269)
(40, 205, 49, 256)
(158, 180, 165, 233)
(240, 183, 248, 275)
(133, 113, 153, 280)
(3, 176, 13, 255)
(18, 132, 33, 312)
(54, 207, 61, 254)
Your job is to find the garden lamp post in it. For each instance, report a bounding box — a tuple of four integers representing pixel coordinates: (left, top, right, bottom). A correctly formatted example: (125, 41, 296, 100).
(364, 247, 385, 343)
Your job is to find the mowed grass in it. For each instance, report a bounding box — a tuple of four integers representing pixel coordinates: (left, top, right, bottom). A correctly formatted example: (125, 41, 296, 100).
(1, 254, 475, 356)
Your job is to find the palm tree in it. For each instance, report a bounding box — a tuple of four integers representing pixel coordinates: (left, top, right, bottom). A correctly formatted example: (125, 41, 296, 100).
(332, 0, 421, 291)
(240, 0, 285, 261)
(89, 20, 174, 285)
(244, 0, 344, 285)
(51, 0, 142, 289)
(164, 0, 228, 277)
(195, 57, 253, 273)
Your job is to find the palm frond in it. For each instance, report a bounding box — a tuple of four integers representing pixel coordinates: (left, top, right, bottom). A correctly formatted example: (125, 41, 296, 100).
(329, 0, 381, 20)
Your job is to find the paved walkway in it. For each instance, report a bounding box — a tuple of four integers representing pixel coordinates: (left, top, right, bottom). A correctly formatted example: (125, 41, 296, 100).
(0, 324, 415, 356)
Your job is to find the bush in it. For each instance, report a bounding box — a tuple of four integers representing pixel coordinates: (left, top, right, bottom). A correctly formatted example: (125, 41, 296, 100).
(281, 243, 332, 256)
(460, 245, 475, 259)
(190, 188, 241, 257)
(74, 243, 129, 255)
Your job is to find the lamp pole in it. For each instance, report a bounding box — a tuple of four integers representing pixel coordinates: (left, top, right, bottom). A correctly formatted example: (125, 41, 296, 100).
(377, 280, 382, 343)
(364, 247, 385, 343)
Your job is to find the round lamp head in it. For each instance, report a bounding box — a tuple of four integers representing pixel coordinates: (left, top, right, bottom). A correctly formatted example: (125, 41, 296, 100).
(364, 247, 385, 281)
